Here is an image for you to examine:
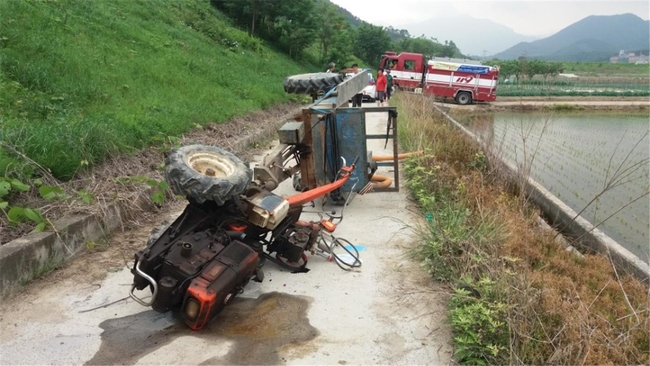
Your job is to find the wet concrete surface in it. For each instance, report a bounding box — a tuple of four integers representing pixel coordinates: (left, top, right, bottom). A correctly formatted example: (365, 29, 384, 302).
(0, 103, 453, 365)
(87, 293, 316, 365)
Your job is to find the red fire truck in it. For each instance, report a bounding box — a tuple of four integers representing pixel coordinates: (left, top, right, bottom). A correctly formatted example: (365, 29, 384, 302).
(380, 51, 500, 105)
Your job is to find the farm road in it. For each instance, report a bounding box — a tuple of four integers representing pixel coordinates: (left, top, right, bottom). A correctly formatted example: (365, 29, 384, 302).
(0, 105, 453, 365)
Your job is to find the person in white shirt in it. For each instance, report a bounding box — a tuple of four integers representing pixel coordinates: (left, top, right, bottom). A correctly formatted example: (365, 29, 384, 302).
(326, 62, 335, 73)
(345, 64, 363, 107)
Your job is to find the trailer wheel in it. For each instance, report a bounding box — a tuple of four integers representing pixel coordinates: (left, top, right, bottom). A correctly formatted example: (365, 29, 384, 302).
(284, 73, 345, 95)
(165, 145, 252, 205)
(455, 91, 473, 105)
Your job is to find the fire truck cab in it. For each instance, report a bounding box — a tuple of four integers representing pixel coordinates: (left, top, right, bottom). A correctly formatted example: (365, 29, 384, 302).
(381, 52, 426, 91)
(380, 51, 499, 105)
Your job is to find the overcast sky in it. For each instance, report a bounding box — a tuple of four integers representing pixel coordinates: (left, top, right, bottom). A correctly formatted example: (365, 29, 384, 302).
(329, 0, 650, 36)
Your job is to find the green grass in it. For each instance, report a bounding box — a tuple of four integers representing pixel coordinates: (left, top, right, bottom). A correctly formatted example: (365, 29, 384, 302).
(498, 90, 650, 97)
(497, 85, 650, 97)
(0, 0, 309, 180)
(496, 78, 650, 97)
(561, 61, 650, 76)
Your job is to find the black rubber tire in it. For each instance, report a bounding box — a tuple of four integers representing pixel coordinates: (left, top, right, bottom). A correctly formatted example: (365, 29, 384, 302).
(455, 91, 473, 105)
(146, 220, 171, 246)
(283, 73, 345, 95)
(164, 145, 252, 205)
(292, 172, 307, 192)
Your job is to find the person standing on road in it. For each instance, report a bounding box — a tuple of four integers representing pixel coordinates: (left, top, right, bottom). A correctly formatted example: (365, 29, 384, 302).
(385, 69, 393, 102)
(375, 69, 387, 106)
(326, 62, 335, 73)
(347, 63, 363, 107)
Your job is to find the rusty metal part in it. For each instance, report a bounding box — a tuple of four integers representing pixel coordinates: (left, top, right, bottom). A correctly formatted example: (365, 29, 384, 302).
(252, 143, 301, 189)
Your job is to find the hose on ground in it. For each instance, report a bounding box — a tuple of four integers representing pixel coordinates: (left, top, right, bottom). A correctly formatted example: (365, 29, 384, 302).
(362, 151, 421, 191)
(371, 174, 392, 188)
(371, 151, 424, 162)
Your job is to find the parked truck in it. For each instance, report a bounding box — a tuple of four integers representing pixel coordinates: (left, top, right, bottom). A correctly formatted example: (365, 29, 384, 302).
(380, 51, 500, 105)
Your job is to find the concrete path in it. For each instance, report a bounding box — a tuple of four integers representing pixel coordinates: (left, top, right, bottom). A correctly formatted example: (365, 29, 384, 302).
(0, 105, 453, 365)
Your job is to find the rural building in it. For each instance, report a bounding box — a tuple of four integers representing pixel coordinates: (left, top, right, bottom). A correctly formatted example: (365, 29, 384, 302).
(610, 50, 649, 64)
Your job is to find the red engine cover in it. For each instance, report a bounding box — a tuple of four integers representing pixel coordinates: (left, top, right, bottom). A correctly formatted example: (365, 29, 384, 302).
(181, 240, 259, 330)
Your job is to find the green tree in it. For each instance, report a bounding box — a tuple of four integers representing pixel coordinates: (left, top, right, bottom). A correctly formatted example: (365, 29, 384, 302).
(353, 23, 392, 65)
(385, 25, 410, 42)
(211, 0, 272, 36)
(544, 61, 564, 79)
(526, 59, 541, 80)
(491, 60, 521, 82)
(211, 0, 315, 59)
(403, 36, 437, 56)
(315, 2, 348, 63)
(396, 36, 463, 58)
(329, 26, 354, 68)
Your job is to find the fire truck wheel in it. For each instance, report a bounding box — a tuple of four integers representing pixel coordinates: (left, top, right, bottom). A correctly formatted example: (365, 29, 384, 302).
(165, 145, 252, 205)
(455, 91, 473, 105)
(283, 73, 345, 95)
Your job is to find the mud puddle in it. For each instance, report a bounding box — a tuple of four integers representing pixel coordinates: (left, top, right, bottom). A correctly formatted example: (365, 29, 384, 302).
(86, 292, 317, 365)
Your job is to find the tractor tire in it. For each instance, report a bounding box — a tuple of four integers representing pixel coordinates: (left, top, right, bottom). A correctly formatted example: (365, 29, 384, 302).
(146, 220, 171, 246)
(283, 73, 345, 95)
(455, 91, 473, 105)
(292, 172, 306, 192)
(164, 145, 252, 205)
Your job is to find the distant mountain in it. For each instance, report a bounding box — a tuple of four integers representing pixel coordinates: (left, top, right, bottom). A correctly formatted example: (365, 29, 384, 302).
(493, 13, 650, 61)
(398, 14, 540, 57)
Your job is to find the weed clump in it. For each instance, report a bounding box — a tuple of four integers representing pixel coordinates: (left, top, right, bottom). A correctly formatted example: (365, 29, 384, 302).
(395, 94, 650, 365)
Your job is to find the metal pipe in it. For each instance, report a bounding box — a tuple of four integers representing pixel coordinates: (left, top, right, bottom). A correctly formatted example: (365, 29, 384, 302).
(129, 261, 159, 307)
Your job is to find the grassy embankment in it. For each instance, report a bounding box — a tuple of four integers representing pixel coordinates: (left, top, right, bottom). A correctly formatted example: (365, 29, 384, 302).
(0, 0, 309, 180)
(394, 93, 649, 365)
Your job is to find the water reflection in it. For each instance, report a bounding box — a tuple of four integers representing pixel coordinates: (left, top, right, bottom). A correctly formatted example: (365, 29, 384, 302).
(461, 112, 649, 262)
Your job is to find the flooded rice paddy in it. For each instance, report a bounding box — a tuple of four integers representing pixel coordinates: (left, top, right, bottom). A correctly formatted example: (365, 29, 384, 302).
(459, 111, 649, 262)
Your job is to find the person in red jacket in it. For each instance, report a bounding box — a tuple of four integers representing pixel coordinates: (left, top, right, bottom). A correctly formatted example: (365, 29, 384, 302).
(375, 68, 387, 106)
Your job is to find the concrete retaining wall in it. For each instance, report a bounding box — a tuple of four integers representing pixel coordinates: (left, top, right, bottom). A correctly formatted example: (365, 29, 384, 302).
(0, 108, 299, 297)
(434, 106, 650, 283)
(1, 194, 153, 297)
